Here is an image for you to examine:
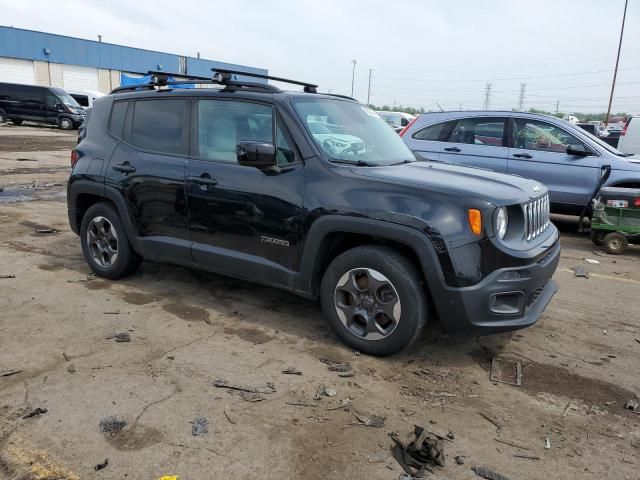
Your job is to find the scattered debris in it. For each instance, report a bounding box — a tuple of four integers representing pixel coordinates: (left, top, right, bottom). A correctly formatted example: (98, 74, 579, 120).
(313, 384, 336, 400)
(213, 378, 276, 394)
(103, 311, 120, 315)
(326, 399, 351, 411)
(455, 455, 465, 465)
(338, 370, 355, 378)
(514, 454, 540, 460)
(22, 407, 48, 419)
(592, 250, 607, 256)
(224, 410, 236, 424)
(99, 416, 127, 435)
(478, 412, 503, 433)
(35, 228, 57, 234)
(281, 367, 302, 375)
(106, 333, 131, 342)
(240, 392, 265, 402)
(472, 466, 511, 480)
(561, 401, 572, 418)
(572, 266, 589, 278)
(447, 431, 455, 440)
(94, 459, 109, 471)
(354, 413, 385, 428)
(67, 364, 76, 374)
(490, 358, 522, 386)
(286, 400, 317, 407)
(0, 274, 15, 279)
(319, 358, 353, 373)
(0, 369, 22, 377)
(625, 400, 639, 411)
(191, 417, 208, 436)
(366, 450, 387, 463)
(390, 425, 445, 478)
(493, 437, 529, 451)
(62, 352, 71, 361)
(158, 476, 179, 480)
(584, 258, 600, 264)
(544, 437, 551, 449)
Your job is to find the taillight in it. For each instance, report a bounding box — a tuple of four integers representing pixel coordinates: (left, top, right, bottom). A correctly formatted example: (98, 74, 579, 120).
(634, 198, 640, 207)
(71, 150, 79, 168)
(621, 119, 630, 136)
(399, 116, 419, 137)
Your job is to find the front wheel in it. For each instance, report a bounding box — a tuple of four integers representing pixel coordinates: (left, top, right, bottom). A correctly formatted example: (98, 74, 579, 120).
(59, 117, 74, 130)
(603, 232, 628, 255)
(80, 202, 141, 279)
(10, 119, 23, 125)
(320, 246, 428, 356)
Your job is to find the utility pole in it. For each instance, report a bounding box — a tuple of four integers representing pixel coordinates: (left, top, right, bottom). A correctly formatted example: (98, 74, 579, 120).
(483, 83, 492, 110)
(350, 59, 357, 98)
(459, 102, 462, 111)
(605, 0, 628, 126)
(517, 83, 527, 111)
(367, 69, 372, 105)
(555, 100, 560, 115)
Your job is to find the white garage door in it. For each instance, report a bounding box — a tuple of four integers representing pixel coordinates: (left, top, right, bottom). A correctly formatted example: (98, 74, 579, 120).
(0, 58, 35, 84)
(62, 65, 99, 91)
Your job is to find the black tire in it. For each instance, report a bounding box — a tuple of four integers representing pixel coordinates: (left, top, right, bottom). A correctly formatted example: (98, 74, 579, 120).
(0, 109, 7, 123)
(10, 119, 23, 125)
(320, 246, 428, 356)
(590, 230, 605, 246)
(59, 117, 74, 130)
(80, 202, 141, 279)
(602, 232, 628, 255)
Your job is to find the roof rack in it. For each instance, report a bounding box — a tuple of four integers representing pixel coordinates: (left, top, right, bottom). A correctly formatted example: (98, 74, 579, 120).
(109, 69, 320, 95)
(212, 68, 318, 93)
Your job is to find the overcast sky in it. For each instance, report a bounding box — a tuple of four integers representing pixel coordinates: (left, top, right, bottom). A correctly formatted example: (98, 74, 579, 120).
(1, 0, 639, 113)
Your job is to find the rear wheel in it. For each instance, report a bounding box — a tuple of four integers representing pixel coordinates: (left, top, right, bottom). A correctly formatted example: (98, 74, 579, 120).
(59, 117, 74, 130)
(320, 246, 428, 356)
(10, 119, 23, 125)
(602, 232, 628, 255)
(0, 110, 7, 123)
(80, 202, 141, 279)
(590, 230, 605, 246)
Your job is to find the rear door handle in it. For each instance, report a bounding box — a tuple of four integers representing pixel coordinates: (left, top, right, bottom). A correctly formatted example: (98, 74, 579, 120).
(444, 147, 461, 152)
(513, 153, 532, 159)
(187, 175, 218, 186)
(112, 163, 136, 173)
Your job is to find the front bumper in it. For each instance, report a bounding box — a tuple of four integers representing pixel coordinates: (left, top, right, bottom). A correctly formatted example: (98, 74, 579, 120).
(435, 238, 560, 334)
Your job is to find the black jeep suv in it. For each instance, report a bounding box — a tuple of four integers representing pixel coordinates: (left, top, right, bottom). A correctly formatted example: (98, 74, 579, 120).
(68, 71, 560, 356)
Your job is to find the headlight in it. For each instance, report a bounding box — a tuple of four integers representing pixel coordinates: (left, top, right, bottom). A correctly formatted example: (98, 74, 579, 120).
(495, 207, 508, 239)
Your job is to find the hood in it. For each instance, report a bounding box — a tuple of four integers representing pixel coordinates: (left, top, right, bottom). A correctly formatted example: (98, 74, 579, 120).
(350, 161, 545, 206)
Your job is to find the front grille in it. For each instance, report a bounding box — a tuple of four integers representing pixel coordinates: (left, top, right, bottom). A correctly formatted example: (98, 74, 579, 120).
(523, 194, 550, 241)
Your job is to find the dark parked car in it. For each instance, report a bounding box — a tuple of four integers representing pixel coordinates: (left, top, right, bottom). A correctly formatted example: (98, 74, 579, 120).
(0, 82, 86, 129)
(402, 111, 640, 215)
(67, 71, 560, 355)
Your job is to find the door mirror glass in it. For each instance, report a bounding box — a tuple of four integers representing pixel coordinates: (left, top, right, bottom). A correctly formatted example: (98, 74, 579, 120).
(400, 118, 409, 127)
(567, 143, 591, 157)
(237, 141, 277, 169)
(55, 103, 65, 110)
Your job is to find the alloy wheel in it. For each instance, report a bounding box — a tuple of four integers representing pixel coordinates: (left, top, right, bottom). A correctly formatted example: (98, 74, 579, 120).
(86, 216, 119, 267)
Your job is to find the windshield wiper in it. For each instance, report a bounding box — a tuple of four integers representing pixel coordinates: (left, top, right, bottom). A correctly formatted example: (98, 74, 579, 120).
(330, 159, 376, 167)
(389, 159, 417, 166)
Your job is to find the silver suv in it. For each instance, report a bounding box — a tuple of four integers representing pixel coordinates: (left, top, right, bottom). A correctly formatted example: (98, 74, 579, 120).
(401, 111, 640, 214)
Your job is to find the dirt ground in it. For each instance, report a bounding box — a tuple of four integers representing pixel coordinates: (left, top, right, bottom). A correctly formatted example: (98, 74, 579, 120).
(1, 123, 639, 480)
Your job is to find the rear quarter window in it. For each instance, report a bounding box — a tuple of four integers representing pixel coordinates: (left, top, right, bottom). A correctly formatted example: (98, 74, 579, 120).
(109, 101, 128, 140)
(412, 120, 456, 141)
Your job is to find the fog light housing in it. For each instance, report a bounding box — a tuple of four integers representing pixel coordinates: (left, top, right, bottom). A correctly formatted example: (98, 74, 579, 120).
(490, 291, 525, 315)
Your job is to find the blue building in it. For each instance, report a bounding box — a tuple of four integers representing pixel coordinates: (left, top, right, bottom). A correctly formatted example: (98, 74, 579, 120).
(0, 26, 266, 93)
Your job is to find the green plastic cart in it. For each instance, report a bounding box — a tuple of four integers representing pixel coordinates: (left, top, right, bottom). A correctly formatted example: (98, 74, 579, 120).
(590, 187, 640, 254)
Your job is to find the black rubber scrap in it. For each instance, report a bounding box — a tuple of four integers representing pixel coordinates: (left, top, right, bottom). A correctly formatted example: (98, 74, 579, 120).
(22, 407, 48, 419)
(94, 459, 109, 471)
(472, 466, 511, 480)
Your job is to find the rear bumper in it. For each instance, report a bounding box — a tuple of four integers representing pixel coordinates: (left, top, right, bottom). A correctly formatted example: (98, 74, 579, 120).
(435, 239, 560, 334)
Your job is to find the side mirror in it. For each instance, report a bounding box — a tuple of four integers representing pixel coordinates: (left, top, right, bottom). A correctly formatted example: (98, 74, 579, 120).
(236, 141, 277, 169)
(567, 144, 591, 157)
(55, 103, 65, 111)
(400, 118, 409, 127)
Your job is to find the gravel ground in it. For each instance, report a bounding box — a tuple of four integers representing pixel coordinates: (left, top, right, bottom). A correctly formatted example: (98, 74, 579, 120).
(0, 125, 639, 479)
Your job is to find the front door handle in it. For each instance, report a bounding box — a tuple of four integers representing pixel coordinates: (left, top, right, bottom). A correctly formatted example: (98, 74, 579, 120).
(513, 153, 532, 159)
(187, 174, 218, 191)
(112, 162, 136, 173)
(444, 147, 461, 152)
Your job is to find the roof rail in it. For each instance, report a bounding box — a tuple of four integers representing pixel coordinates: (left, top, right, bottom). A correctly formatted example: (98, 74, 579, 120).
(109, 69, 319, 95)
(212, 68, 318, 93)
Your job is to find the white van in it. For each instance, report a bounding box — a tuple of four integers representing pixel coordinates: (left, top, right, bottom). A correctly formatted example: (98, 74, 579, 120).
(67, 90, 104, 109)
(616, 117, 640, 155)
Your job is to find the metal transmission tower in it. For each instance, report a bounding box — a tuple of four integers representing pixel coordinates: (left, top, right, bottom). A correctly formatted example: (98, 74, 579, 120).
(517, 83, 527, 111)
(367, 69, 372, 105)
(350, 59, 357, 98)
(482, 83, 492, 110)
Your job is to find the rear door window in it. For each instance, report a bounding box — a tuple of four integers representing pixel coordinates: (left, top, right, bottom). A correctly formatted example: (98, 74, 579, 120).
(129, 99, 190, 155)
(446, 117, 505, 146)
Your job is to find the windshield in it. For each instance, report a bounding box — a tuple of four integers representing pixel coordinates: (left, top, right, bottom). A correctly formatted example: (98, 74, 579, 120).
(52, 89, 81, 108)
(292, 98, 415, 166)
